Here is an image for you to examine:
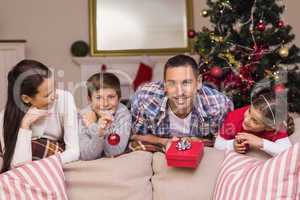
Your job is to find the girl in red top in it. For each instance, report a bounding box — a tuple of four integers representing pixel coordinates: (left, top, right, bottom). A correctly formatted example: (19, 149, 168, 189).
(215, 92, 294, 156)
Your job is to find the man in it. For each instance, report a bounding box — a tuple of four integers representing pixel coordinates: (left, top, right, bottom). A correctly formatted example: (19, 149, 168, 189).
(129, 55, 233, 152)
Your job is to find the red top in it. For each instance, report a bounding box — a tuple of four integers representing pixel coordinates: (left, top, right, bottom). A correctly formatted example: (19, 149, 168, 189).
(220, 106, 288, 142)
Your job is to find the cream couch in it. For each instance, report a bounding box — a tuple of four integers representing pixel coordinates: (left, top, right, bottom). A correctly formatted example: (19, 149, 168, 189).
(64, 117, 300, 200)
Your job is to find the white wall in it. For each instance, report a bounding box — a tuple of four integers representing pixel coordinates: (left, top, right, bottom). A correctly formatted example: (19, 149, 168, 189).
(0, 0, 299, 107)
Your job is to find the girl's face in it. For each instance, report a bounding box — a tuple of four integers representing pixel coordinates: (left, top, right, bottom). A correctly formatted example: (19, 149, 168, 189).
(242, 106, 273, 133)
(89, 88, 119, 116)
(22, 78, 57, 109)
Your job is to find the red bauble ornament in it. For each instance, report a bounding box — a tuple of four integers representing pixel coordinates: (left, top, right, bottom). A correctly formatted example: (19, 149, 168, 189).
(108, 133, 120, 145)
(276, 20, 284, 28)
(257, 20, 266, 32)
(210, 66, 223, 77)
(187, 29, 196, 38)
(274, 84, 285, 94)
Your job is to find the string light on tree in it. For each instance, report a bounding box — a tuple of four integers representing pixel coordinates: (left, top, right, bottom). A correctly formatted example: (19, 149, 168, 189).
(201, 9, 209, 17)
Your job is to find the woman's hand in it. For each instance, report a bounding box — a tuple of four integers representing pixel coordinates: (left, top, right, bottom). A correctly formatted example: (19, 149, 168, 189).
(236, 132, 263, 149)
(21, 107, 48, 130)
(82, 111, 97, 128)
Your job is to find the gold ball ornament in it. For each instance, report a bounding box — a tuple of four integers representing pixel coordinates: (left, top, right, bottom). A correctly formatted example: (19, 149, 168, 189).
(278, 47, 289, 58)
(218, 36, 224, 43)
(201, 9, 209, 17)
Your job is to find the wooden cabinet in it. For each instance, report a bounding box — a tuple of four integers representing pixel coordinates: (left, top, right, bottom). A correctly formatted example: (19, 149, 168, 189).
(0, 40, 26, 110)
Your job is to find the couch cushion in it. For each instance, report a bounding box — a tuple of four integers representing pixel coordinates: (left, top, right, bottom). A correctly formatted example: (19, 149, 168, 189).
(290, 116, 300, 144)
(213, 143, 300, 200)
(152, 147, 225, 200)
(64, 151, 153, 200)
(0, 155, 67, 200)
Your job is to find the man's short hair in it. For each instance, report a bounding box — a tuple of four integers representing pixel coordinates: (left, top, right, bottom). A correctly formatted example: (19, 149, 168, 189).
(163, 54, 199, 79)
(86, 72, 121, 99)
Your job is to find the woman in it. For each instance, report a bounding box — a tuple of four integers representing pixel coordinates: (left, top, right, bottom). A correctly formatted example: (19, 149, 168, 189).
(215, 92, 294, 156)
(0, 60, 79, 173)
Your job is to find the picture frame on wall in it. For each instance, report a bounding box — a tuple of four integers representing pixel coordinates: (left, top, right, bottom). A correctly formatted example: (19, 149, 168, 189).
(89, 0, 194, 56)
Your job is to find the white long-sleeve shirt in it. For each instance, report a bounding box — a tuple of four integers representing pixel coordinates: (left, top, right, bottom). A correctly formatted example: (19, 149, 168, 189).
(214, 135, 292, 156)
(0, 89, 79, 167)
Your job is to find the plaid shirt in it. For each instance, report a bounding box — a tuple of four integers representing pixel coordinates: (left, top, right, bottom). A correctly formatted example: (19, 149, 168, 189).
(131, 81, 233, 138)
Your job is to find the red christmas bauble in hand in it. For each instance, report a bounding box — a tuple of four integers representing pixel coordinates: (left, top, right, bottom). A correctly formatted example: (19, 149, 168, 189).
(108, 133, 120, 145)
(187, 29, 196, 38)
(276, 20, 284, 28)
(257, 20, 266, 32)
(210, 66, 223, 77)
(274, 84, 285, 94)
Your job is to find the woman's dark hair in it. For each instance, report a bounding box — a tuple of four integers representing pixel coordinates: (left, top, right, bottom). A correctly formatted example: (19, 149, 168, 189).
(86, 72, 121, 99)
(252, 92, 294, 135)
(1, 59, 52, 173)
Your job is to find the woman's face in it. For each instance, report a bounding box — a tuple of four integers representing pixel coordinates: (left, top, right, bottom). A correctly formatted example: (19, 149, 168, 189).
(242, 106, 273, 132)
(23, 78, 57, 109)
(89, 88, 119, 116)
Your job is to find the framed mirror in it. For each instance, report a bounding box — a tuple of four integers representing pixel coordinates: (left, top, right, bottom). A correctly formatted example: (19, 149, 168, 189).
(89, 0, 194, 56)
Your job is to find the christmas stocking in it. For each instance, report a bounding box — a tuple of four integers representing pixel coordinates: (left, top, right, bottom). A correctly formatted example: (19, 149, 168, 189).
(133, 62, 153, 91)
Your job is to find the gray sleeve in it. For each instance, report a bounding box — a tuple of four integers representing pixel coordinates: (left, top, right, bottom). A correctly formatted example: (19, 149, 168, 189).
(78, 118, 104, 160)
(103, 110, 131, 157)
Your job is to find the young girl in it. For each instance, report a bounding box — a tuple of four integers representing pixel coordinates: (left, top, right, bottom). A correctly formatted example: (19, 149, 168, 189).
(215, 92, 294, 156)
(79, 73, 131, 160)
(0, 60, 79, 173)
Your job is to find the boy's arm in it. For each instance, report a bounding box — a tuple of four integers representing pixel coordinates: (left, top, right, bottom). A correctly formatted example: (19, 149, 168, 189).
(103, 111, 131, 157)
(78, 119, 104, 160)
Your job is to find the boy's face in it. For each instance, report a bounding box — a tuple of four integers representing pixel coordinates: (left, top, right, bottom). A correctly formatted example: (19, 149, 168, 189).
(89, 88, 120, 116)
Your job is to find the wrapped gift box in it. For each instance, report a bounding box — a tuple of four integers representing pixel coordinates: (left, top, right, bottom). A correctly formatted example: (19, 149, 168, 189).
(166, 140, 204, 169)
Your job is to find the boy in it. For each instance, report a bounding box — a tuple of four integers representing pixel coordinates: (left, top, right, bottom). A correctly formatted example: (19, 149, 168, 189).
(79, 73, 131, 160)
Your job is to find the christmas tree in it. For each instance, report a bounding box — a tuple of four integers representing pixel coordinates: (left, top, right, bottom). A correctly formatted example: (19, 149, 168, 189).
(190, 0, 300, 112)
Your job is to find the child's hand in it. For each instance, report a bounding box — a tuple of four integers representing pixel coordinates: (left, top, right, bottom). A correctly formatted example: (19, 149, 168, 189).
(21, 107, 48, 130)
(82, 111, 97, 127)
(236, 132, 263, 149)
(233, 138, 248, 154)
(98, 111, 114, 137)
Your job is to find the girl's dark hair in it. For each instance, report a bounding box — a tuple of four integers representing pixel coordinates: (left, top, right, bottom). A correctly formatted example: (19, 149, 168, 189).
(86, 72, 121, 99)
(252, 92, 294, 135)
(1, 60, 51, 173)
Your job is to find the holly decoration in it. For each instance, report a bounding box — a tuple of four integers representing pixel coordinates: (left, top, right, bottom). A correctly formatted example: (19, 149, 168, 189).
(107, 133, 120, 145)
(101, 64, 107, 72)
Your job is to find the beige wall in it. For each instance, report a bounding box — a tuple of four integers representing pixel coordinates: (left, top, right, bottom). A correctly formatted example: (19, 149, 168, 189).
(0, 0, 299, 106)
